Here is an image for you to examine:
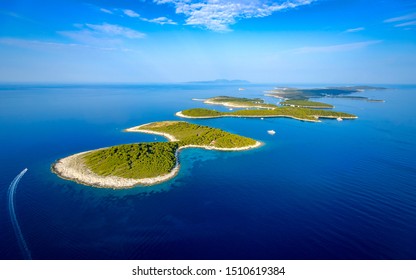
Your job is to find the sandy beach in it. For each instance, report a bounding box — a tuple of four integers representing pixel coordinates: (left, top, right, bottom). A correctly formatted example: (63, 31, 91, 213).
(204, 100, 275, 109)
(125, 123, 178, 141)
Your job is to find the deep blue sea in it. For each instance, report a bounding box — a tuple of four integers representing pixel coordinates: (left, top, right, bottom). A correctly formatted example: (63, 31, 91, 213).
(0, 84, 415, 260)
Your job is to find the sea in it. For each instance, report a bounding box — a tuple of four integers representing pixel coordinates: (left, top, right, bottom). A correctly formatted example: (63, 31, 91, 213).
(0, 83, 415, 260)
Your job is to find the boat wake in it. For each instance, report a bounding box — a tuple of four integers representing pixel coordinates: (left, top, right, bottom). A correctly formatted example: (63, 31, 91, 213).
(8, 168, 31, 259)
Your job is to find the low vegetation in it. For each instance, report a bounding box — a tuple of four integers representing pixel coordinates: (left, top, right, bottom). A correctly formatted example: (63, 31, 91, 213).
(266, 86, 385, 101)
(84, 142, 179, 179)
(140, 121, 256, 148)
(280, 99, 334, 108)
(204, 96, 277, 109)
(180, 107, 357, 121)
(83, 121, 257, 179)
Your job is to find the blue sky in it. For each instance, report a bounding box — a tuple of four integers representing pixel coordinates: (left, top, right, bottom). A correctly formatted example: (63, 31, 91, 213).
(0, 0, 415, 83)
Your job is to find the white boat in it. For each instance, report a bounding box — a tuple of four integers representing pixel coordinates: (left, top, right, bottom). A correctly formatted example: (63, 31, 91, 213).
(261, 117, 264, 120)
(238, 88, 245, 91)
(267, 130, 276, 135)
(229, 108, 233, 111)
(337, 117, 343, 121)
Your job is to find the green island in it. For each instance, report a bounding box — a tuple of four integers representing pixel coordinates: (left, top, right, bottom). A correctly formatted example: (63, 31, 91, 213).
(84, 142, 179, 179)
(53, 86, 367, 189)
(194, 96, 352, 116)
(177, 107, 357, 122)
(266, 86, 385, 102)
(280, 99, 334, 109)
(201, 96, 277, 109)
(326, 95, 385, 102)
(52, 121, 260, 189)
(135, 121, 257, 148)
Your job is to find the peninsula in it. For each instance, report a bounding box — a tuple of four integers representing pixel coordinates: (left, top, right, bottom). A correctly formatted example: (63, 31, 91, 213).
(280, 99, 334, 109)
(197, 96, 277, 109)
(177, 108, 357, 122)
(193, 95, 337, 110)
(52, 121, 261, 189)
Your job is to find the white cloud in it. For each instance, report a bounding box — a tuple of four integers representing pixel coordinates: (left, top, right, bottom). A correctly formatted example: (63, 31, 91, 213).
(100, 8, 113, 14)
(345, 27, 364, 33)
(0, 10, 21, 18)
(0, 37, 144, 53)
(144, 16, 177, 25)
(384, 12, 416, 29)
(154, 0, 315, 32)
(292, 40, 382, 54)
(384, 13, 416, 23)
(0, 10, 35, 23)
(59, 23, 145, 47)
(395, 20, 416, 27)
(154, 0, 175, 3)
(0, 38, 79, 48)
(84, 23, 145, 39)
(123, 9, 140, 18)
(102, 8, 177, 26)
(0, 37, 124, 52)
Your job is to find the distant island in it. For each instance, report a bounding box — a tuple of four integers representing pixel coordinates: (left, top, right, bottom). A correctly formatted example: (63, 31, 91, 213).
(187, 79, 250, 84)
(265, 86, 385, 102)
(52, 121, 261, 188)
(52, 86, 380, 189)
(196, 96, 276, 109)
(195, 96, 333, 109)
(184, 95, 356, 121)
(177, 108, 357, 122)
(280, 99, 334, 109)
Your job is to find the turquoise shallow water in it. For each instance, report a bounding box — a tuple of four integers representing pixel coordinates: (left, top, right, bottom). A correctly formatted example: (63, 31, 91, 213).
(0, 84, 415, 259)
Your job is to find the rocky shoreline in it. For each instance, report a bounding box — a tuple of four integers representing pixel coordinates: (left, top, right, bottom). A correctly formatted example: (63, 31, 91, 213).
(52, 128, 262, 189)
